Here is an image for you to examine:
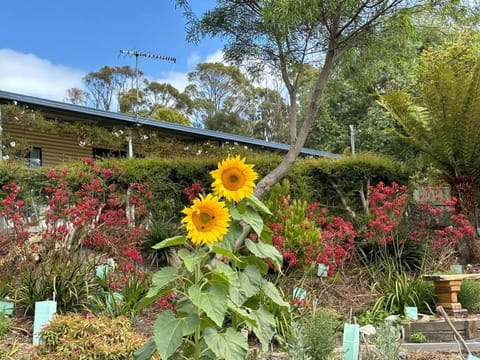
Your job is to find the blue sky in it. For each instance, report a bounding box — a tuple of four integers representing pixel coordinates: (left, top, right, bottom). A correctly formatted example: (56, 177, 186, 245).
(0, 0, 224, 101)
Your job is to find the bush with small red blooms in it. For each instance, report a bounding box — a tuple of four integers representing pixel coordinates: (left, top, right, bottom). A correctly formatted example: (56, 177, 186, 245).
(362, 182, 475, 270)
(154, 291, 177, 313)
(0, 158, 151, 277)
(183, 182, 203, 202)
(266, 187, 356, 276)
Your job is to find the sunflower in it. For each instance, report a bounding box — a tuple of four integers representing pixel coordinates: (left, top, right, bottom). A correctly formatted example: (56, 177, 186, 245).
(182, 193, 230, 246)
(210, 155, 258, 202)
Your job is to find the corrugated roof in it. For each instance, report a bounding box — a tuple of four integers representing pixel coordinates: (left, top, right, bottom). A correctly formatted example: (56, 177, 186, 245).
(0, 89, 340, 158)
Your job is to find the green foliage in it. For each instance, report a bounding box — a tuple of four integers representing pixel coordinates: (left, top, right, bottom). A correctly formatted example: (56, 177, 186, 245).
(0, 310, 13, 337)
(363, 323, 402, 360)
(298, 308, 340, 360)
(357, 309, 391, 327)
(372, 272, 435, 316)
(290, 153, 410, 217)
(287, 320, 313, 360)
(151, 107, 190, 125)
(458, 279, 480, 313)
(16, 251, 100, 315)
(91, 270, 151, 320)
(410, 332, 427, 343)
(32, 314, 148, 360)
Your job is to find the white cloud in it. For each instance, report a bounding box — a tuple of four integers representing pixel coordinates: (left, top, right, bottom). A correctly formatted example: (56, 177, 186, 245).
(0, 49, 84, 101)
(205, 50, 224, 63)
(187, 52, 201, 68)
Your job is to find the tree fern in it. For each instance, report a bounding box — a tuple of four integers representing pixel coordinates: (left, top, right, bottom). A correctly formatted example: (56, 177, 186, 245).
(379, 31, 480, 261)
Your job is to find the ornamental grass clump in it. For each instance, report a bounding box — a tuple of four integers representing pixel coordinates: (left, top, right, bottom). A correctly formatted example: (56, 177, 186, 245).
(135, 155, 289, 360)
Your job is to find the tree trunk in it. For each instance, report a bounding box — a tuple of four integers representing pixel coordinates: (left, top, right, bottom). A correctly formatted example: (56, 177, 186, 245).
(449, 175, 480, 262)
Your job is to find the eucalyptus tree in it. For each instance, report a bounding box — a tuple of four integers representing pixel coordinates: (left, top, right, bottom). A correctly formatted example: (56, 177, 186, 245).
(81, 65, 137, 111)
(179, 0, 450, 199)
(143, 81, 192, 116)
(304, 2, 479, 159)
(380, 32, 480, 260)
(186, 62, 250, 127)
(175, 0, 448, 249)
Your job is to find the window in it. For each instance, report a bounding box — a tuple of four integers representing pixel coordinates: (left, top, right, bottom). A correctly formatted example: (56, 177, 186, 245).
(25, 147, 42, 167)
(92, 147, 126, 160)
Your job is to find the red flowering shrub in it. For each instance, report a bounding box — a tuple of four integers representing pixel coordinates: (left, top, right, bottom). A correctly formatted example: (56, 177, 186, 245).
(183, 182, 202, 202)
(0, 182, 29, 255)
(41, 157, 152, 260)
(361, 182, 475, 271)
(265, 183, 356, 276)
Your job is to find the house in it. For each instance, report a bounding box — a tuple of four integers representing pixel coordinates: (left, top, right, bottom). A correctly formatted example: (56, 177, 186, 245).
(0, 90, 339, 167)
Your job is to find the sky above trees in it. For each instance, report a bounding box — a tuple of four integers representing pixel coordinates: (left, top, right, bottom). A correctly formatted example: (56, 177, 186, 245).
(0, 0, 222, 100)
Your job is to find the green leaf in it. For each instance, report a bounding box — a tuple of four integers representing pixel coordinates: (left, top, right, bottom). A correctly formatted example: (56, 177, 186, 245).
(238, 256, 269, 275)
(153, 310, 184, 359)
(251, 306, 276, 351)
(239, 265, 264, 299)
(134, 338, 156, 360)
(211, 245, 243, 264)
(152, 235, 186, 250)
(241, 207, 264, 235)
(245, 238, 283, 270)
(223, 221, 243, 249)
(180, 313, 200, 336)
(178, 248, 206, 273)
(204, 327, 248, 360)
(146, 266, 178, 298)
(188, 284, 227, 327)
(227, 301, 258, 327)
(262, 280, 290, 308)
(213, 262, 244, 305)
(229, 206, 242, 221)
(247, 195, 272, 215)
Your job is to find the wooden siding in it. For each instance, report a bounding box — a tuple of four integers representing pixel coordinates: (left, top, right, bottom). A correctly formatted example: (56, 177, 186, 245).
(7, 124, 94, 167)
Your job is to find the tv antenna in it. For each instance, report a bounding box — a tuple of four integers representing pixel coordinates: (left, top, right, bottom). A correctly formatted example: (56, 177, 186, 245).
(119, 49, 176, 157)
(119, 50, 176, 117)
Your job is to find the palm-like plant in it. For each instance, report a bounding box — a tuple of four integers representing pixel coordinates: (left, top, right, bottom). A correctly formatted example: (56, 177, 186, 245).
(380, 32, 480, 260)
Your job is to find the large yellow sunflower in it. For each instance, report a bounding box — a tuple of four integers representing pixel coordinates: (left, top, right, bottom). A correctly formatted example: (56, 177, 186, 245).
(210, 155, 258, 202)
(182, 193, 230, 246)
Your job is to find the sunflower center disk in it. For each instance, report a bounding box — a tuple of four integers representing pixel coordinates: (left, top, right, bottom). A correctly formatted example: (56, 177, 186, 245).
(193, 210, 215, 231)
(222, 169, 245, 191)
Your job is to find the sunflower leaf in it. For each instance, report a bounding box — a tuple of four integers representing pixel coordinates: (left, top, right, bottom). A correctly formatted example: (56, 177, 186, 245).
(153, 310, 184, 359)
(240, 206, 264, 235)
(204, 327, 248, 360)
(262, 280, 290, 308)
(178, 248, 206, 273)
(152, 235, 186, 250)
(250, 306, 277, 351)
(188, 284, 227, 327)
(247, 195, 272, 215)
(211, 244, 243, 263)
(146, 266, 179, 298)
(245, 239, 283, 270)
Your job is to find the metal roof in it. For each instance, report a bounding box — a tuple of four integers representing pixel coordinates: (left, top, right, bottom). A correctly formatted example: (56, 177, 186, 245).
(0, 89, 340, 158)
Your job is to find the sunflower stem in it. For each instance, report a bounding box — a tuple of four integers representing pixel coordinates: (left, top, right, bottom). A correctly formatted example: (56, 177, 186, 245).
(194, 260, 201, 359)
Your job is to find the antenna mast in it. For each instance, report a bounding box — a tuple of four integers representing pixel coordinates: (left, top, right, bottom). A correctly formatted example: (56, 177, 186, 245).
(119, 49, 176, 157)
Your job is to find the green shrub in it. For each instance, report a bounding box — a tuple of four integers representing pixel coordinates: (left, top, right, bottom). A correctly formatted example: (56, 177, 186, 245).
(458, 279, 480, 313)
(373, 272, 435, 316)
(16, 251, 100, 315)
(410, 332, 427, 343)
(91, 269, 151, 320)
(364, 322, 401, 360)
(32, 314, 149, 360)
(298, 308, 340, 360)
(357, 309, 391, 327)
(0, 310, 12, 337)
